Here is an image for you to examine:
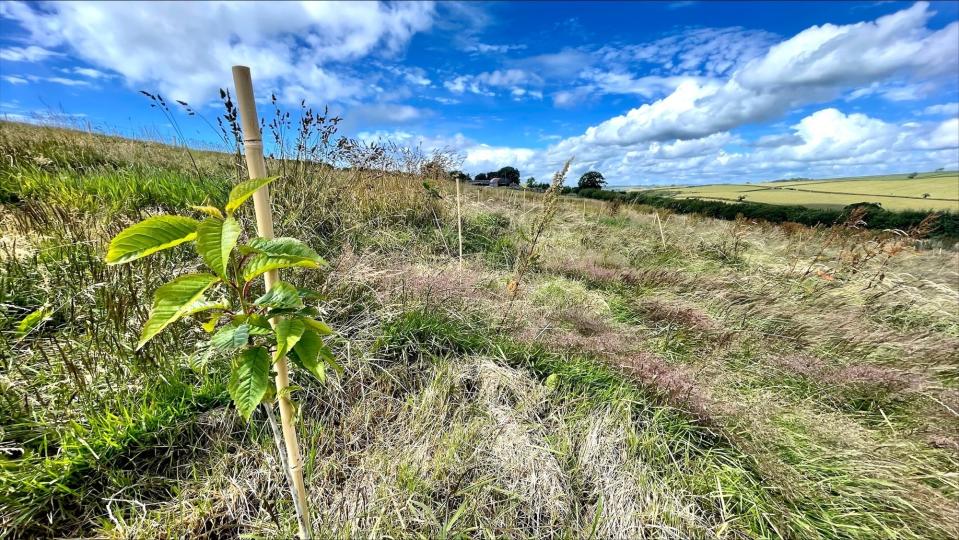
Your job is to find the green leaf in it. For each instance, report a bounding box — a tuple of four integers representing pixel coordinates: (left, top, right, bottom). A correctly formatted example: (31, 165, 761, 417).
(137, 273, 219, 349)
(274, 318, 305, 361)
(290, 328, 325, 382)
(226, 176, 280, 216)
(201, 313, 220, 333)
(183, 298, 229, 317)
(253, 282, 303, 310)
(106, 215, 200, 265)
(228, 347, 271, 420)
(242, 256, 320, 282)
(249, 325, 273, 336)
(17, 307, 51, 336)
(195, 217, 242, 279)
(241, 237, 327, 281)
(302, 317, 333, 335)
(320, 344, 343, 375)
(262, 383, 276, 404)
(296, 287, 326, 301)
(246, 237, 324, 262)
(190, 205, 224, 219)
(211, 322, 250, 351)
(234, 314, 273, 334)
(291, 349, 326, 384)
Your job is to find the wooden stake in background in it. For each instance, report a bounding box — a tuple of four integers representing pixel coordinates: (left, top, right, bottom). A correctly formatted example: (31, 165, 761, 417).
(456, 172, 463, 269)
(232, 65, 313, 539)
(655, 212, 667, 249)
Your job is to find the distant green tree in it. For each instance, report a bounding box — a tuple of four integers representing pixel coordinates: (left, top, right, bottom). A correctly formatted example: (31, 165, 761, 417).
(578, 171, 606, 189)
(496, 166, 521, 185)
(475, 172, 488, 182)
(525, 177, 536, 188)
(907, 172, 918, 179)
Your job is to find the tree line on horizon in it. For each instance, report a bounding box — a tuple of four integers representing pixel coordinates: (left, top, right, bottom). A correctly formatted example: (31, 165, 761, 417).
(448, 166, 607, 191)
(576, 187, 959, 237)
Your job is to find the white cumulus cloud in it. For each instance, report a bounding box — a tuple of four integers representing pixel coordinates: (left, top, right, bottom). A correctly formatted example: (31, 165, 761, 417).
(0, 1, 435, 104)
(559, 2, 957, 149)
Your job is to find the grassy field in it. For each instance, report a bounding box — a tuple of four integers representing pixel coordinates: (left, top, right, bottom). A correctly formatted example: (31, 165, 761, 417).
(638, 172, 959, 212)
(1, 121, 958, 539)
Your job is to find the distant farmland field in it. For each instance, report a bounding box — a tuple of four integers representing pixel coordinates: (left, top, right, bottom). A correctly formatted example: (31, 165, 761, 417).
(636, 171, 959, 212)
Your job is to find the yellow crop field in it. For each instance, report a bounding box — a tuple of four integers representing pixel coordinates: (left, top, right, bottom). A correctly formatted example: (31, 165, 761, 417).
(643, 172, 959, 212)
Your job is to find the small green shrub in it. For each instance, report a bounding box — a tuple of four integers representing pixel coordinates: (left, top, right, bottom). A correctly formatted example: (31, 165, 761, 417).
(104, 175, 340, 418)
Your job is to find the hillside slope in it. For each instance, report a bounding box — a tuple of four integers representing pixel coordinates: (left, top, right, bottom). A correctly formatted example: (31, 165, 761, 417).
(1, 122, 957, 539)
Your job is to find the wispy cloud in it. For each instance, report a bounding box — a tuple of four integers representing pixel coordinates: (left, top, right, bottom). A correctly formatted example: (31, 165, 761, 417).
(1, 74, 92, 87)
(0, 45, 60, 62)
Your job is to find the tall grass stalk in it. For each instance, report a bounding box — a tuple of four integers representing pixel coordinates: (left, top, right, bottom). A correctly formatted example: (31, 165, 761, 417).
(505, 159, 572, 318)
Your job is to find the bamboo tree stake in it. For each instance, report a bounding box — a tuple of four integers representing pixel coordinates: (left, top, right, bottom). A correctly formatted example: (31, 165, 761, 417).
(655, 212, 667, 249)
(232, 65, 313, 539)
(456, 173, 464, 269)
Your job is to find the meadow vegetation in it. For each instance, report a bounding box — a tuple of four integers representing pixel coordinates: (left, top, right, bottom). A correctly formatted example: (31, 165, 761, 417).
(1, 119, 957, 539)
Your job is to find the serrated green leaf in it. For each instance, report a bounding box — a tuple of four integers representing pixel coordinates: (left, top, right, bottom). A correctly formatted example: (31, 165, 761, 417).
(183, 298, 229, 317)
(211, 322, 250, 351)
(17, 307, 51, 336)
(302, 317, 333, 335)
(190, 205, 224, 219)
(234, 314, 273, 334)
(290, 328, 325, 382)
(242, 256, 319, 282)
(313, 361, 327, 383)
(137, 273, 219, 349)
(246, 237, 325, 262)
(296, 287, 326, 301)
(195, 217, 242, 279)
(262, 383, 276, 404)
(319, 344, 343, 375)
(202, 313, 220, 333)
(106, 215, 200, 264)
(274, 318, 305, 361)
(226, 176, 280, 215)
(253, 282, 303, 310)
(278, 384, 302, 401)
(240, 238, 326, 281)
(290, 350, 326, 384)
(228, 347, 271, 420)
(296, 306, 320, 318)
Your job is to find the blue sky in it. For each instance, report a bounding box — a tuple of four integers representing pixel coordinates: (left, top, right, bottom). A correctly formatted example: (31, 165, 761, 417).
(1, 1, 957, 185)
